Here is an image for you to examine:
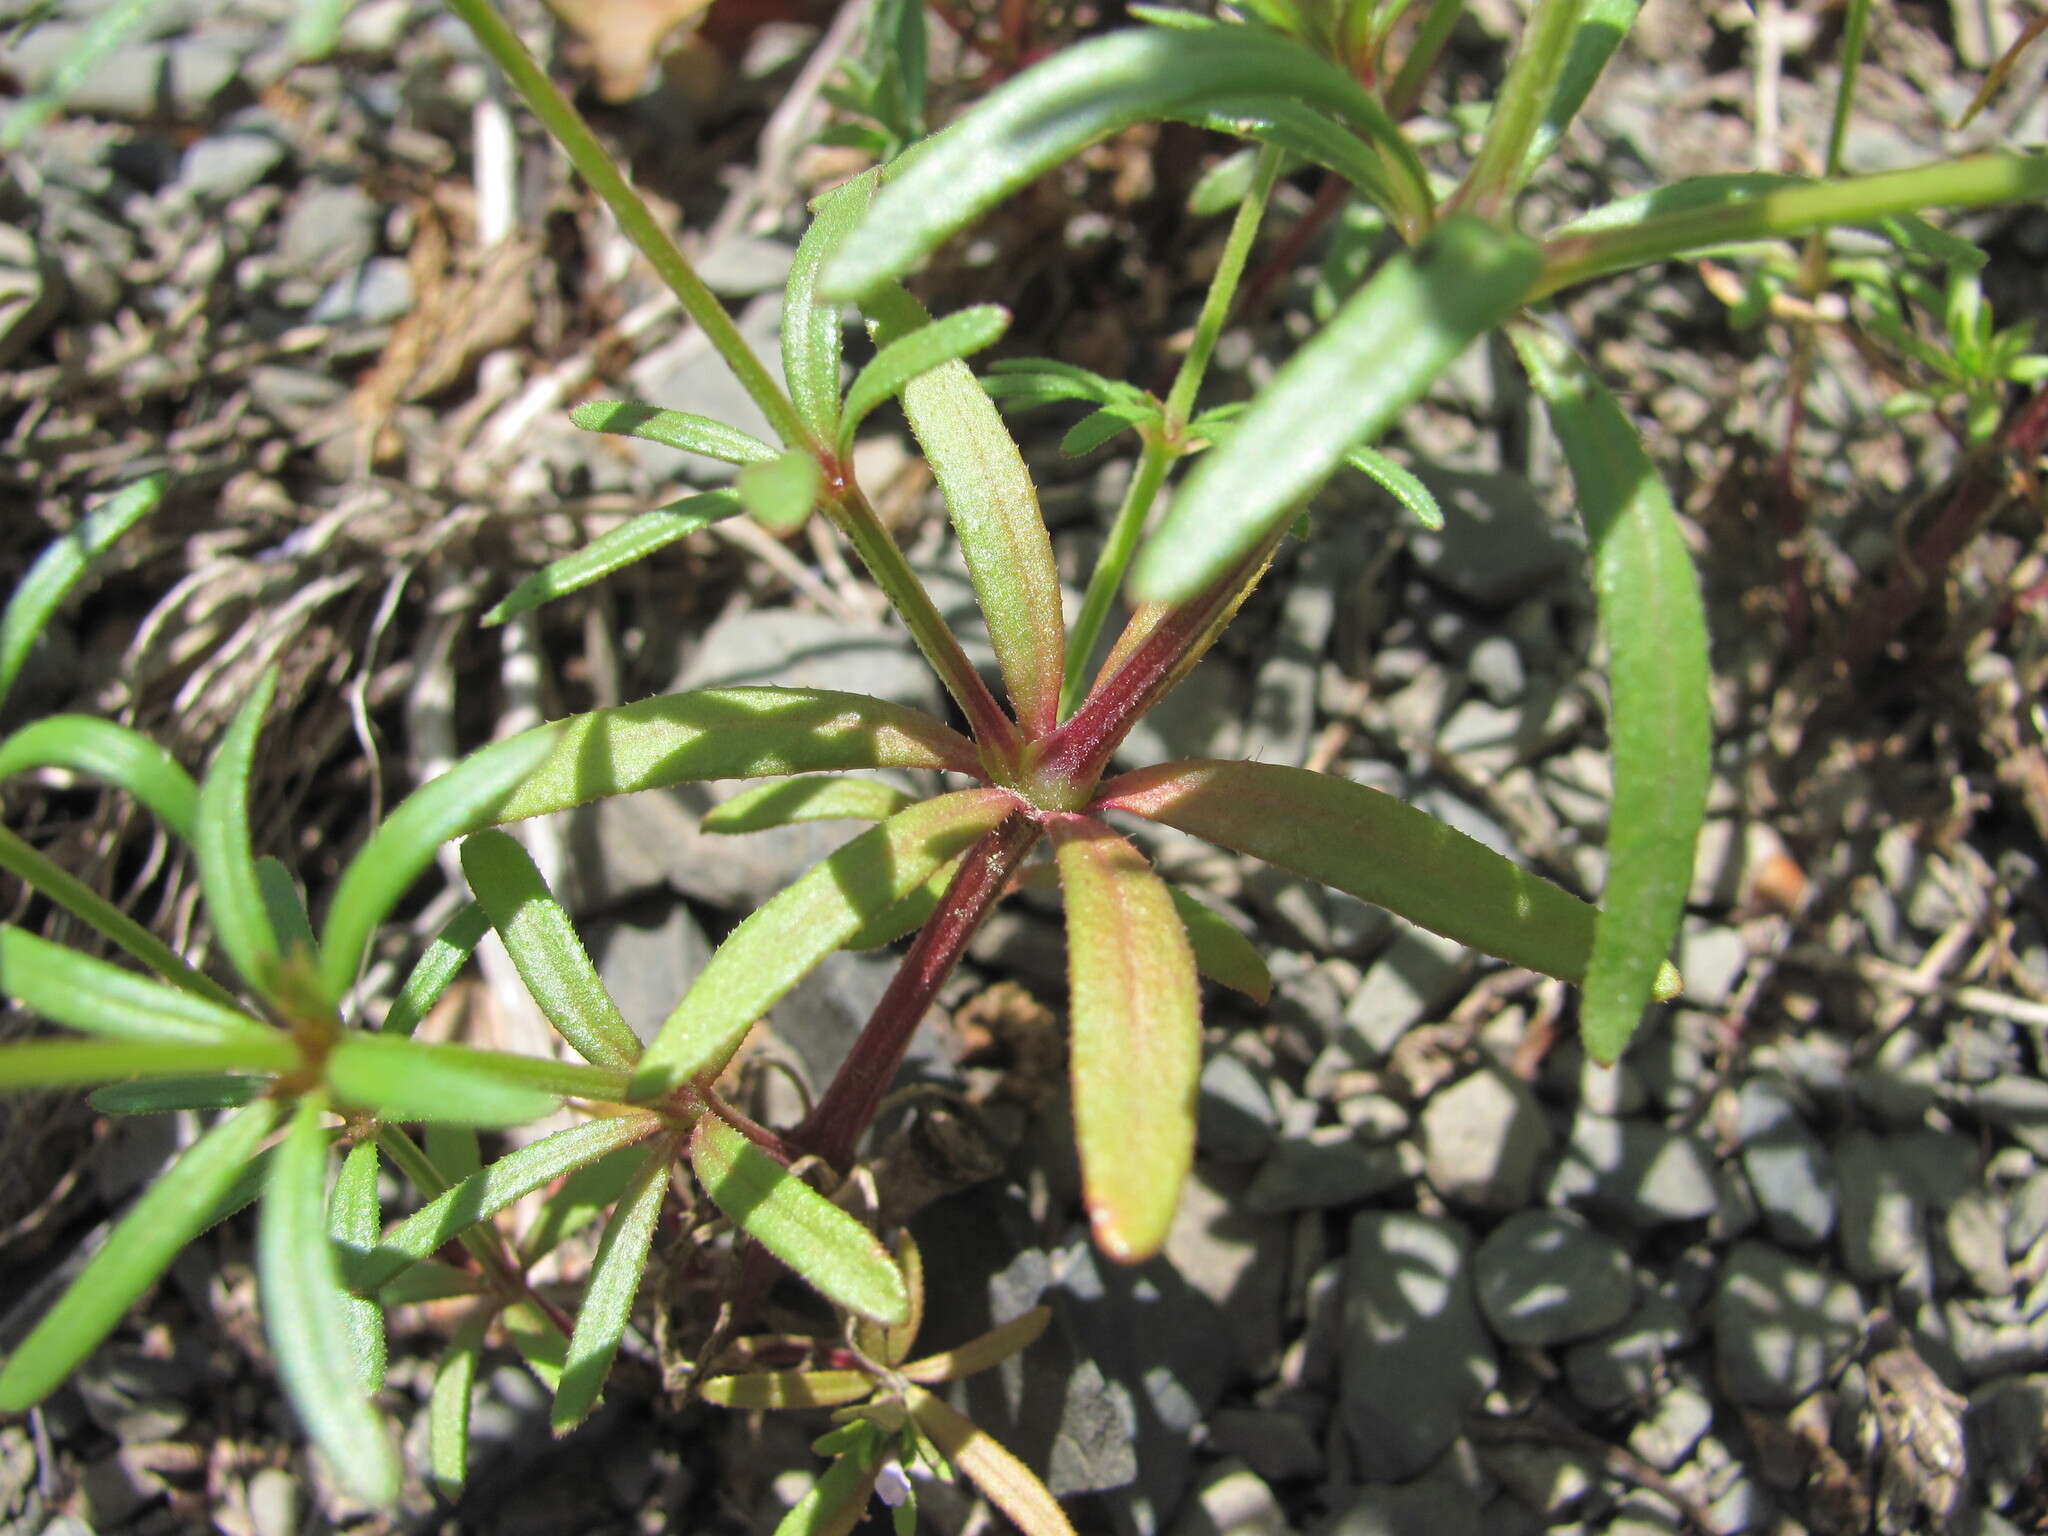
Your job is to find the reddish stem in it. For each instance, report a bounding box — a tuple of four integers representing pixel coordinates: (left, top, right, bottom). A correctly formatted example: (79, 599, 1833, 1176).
(794, 810, 1043, 1170)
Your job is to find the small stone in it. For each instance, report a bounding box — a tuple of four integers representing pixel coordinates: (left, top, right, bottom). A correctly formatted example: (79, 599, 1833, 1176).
(1335, 1091, 1410, 1142)
(2008, 1170, 2048, 1256)
(1626, 1380, 1714, 1471)
(1562, 1292, 1691, 1409)
(1165, 1167, 1289, 1376)
(1337, 926, 1471, 1062)
(695, 234, 797, 297)
(1341, 1212, 1498, 1481)
(1538, 746, 1610, 830)
(179, 123, 290, 201)
(1714, 1242, 1864, 1407)
(1835, 1131, 1927, 1282)
(1852, 1030, 1943, 1124)
(1166, 1461, 1288, 1536)
(1411, 784, 1516, 860)
(1324, 1472, 1489, 1536)
(1474, 1210, 1635, 1347)
(1677, 924, 1747, 1007)
(1735, 1077, 1837, 1248)
(1408, 469, 1579, 607)
(1687, 818, 1793, 908)
(1548, 1112, 1719, 1226)
(1969, 1373, 2048, 1509)
(1466, 635, 1525, 705)
(1204, 1408, 1322, 1484)
(1480, 1442, 1596, 1518)
(78, 1447, 164, 1528)
(1437, 697, 1523, 777)
(276, 182, 380, 283)
(1944, 1190, 2014, 1296)
(588, 899, 713, 1044)
(1971, 1076, 2048, 1158)
(1421, 1063, 1553, 1211)
(310, 255, 413, 325)
(0, 224, 62, 369)
(245, 1466, 299, 1536)
(1244, 1126, 1412, 1213)
(1198, 1053, 1279, 1162)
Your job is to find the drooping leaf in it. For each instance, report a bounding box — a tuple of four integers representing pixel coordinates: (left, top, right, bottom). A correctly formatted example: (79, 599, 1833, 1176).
(0, 925, 278, 1047)
(256, 857, 318, 965)
(901, 1306, 1049, 1384)
(260, 1097, 402, 1509)
(485, 494, 746, 625)
(0, 1037, 295, 1091)
(857, 1229, 923, 1367)
(90, 1074, 269, 1114)
(1131, 217, 1542, 603)
(784, 171, 881, 442)
(1511, 326, 1709, 1062)
(329, 1140, 388, 1392)
(194, 669, 286, 999)
(1099, 760, 1601, 982)
(630, 787, 1015, 1098)
(839, 304, 1012, 447)
(864, 285, 1065, 735)
(689, 1114, 908, 1325)
(1167, 886, 1272, 1002)
(325, 1034, 578, 1128)
(0, 473, 165, 716)
(774, 1448, 882, 1536)
(1340, 445, 1444, 530)
(380, 901, 492, 1037)
(821, 28, 1429, 301)
(569, 401, 780, 465)
(701, 776, 916, 833)
(0, 826, 233, 1005)
(1051, 817, 1200, 1264)
(429, 1302, 494, 1498)
(0, 1097, 280, 1410)
(460, 831, 641, 1069)
(0, 716, 199, 840)
(349, 1112, 660, 1292)
(1520, 0, 1640, 177)
(904, 1385, 1077, 1536)
(551, 1139, 672, 1433)
(698, 1368, 874, 1409)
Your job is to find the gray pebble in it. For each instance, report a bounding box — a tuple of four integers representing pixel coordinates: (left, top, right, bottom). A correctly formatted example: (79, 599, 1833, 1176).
(1421, 1063, 1553, 1211)
(1474, 1209, 1634, 1347)
(1198, 1053, 1279, 1162)
(1835, 1131, 1927, 1282)
(1970, 1076, 2048, 1158)
(1407, 469, 1578, 608)
(1943, 1190, 2013, 1297)
(1335, 1091, 1410, 1142)
(1735, 1077, 1836, 1248)
(1478, 1442, 1595, 1519)
(1338, 925, 1471, 1062)
(1969, 1373, 2048, 1509)
(1323, 1471, 1489, 1536)
(277, 182, 379, 284)
(0, 224, 63, 370)
(1562, 1291, 1691, 1409)
(1166, 1461, 1288, 1536)
(694, 234, 796, 297)
(1676, 923, 1747, 1008)
(1714, 1242, 1863, 1407)
(311, 254, 413, 325)
(1466, 635, 1525, 705)
(1626, 1379, 1713, 1471)
(1436, 697, 1522, 777)
(2008, 1170, 2048, 1256)
(1340, 1212, 1498, 1481)
(246, 1466, 299, 1536)
(1204, 1407, 1322, 1485)
(587, 899, 712, 1044)
(1244, 1127, 1412, 1213)
(1548, 1112, 1719, 1226)
(178, 123, 289, 201)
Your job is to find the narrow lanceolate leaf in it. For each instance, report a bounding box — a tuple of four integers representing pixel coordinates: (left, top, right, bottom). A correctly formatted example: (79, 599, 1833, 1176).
(90, 1074, 268, 1114)
(518, 1142, 652, 1265)
(821, 28, 1429, 301)
(380, 901, 491, 1037)
(1520, 0, 1640, 178)
(329, 1140, 387, 1392)
(461, 831, 641, 1069)
(1132, 218, 1542, 604)
(429, 1303, 494, 1498)
(195, 669, 285, 999)
(257, 858, 318, 962)
(551, 1140, 672, 1434)
(702, 776, 915, 833)
(0, 473, 165, 717)
(864, 1230, 923, 1368)
(0, 826, 233, 1006)
(904, 1385, 1078, 1536)
(838, 304, 1011, 448)
(631, 789, 1013, 1096)
(775, 1450, 882, 1536)
(697, 1369, 873, 1409)
(738, 447, 825, 533)
(0, 1097, 280, 1410)
(901, 1306, 1049, 1384)
(569, 401, 780, 465)
(1511, 327, 1709, 1063)
(689, 1115, 908, 1325)
(349, 1112, 661, 1292)
(864, 286, 1064, 734)
(0, 925, 278, 1047)
(260, 1098, 402, 1509)
(0, 716, 199, 840)
(784, 171, 881, 441)
(1099, 761, 1600, 983)
(0, 1037, 295, 1091)
(484, 494, 745, 625)
(1050, 817, 1201, 1265)
(1168, 887, 1272, 1003)
(326, 1034, 568, 1128)
(1341, 446, 1444, 530)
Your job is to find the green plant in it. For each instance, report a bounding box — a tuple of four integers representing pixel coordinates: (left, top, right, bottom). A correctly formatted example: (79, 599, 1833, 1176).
(3, 0, 2045, 1528)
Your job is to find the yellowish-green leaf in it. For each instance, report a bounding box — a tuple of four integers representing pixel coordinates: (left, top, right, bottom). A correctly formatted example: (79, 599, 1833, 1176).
(326, 1034, 565, 1127)
(698, 1369, 874, 1409)
(902, 1306, 1049, 1384)
(551, 1140, 672, 1433)
(484, 494, 744, 625)
(1168, 886, 1271, 1002)
(569, 401, 779, 465)
(739, 447, 824, 533)
(702, 776, 916, 833)
(0, 924, 277, 1047)
(905, 1385, 1077, 1536)
(429, 1303, 494, 1498)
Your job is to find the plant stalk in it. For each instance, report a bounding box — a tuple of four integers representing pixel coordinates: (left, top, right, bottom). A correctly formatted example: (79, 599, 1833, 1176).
(1458, 0, 1588, 222)
(1385, 0, 1466, 121)
(795, 810, 1041, 1170)
(1164, 145, 1287, 430)
(1535, 151, 2048, 298)
(1059, 437, 1173, 720)
(443, 0, 811, 449)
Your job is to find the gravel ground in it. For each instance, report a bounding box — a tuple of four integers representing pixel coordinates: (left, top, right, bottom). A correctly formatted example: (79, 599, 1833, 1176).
(4, 0, 2048, 1533)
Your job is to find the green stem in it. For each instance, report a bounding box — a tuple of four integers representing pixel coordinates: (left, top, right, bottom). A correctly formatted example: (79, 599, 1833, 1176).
(1824, 0, 1871, 180)
(1058, 145, 1285, 720)
(825, 484, 1021, 758)
(1060, 439, 1173, 719)
(1385, 0, 1465, 121)
(1458, 0, 1588, 222)
(443, 0, 810, 449)
(1534, 151, 2048, 298)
